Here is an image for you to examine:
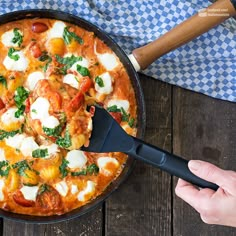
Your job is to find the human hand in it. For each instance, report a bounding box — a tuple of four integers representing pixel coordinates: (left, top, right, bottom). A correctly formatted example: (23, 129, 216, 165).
(175, 160, 236, 227)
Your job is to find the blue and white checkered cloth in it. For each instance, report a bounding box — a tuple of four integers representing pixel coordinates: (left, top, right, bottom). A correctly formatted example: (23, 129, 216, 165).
(0, 0, 235, 101)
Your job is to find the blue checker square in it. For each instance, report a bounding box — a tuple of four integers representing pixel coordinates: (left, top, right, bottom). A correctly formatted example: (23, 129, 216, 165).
(0, 0, 235, 102)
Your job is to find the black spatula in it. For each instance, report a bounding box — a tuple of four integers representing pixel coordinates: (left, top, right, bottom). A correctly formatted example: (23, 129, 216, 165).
(81, 106, 218, 191)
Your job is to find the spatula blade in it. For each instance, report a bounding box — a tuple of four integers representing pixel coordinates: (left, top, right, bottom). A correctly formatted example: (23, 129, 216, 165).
(81, 106, 133, 153)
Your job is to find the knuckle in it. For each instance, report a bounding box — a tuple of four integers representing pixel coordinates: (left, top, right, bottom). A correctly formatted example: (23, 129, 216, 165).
(201, 165, 216, 179)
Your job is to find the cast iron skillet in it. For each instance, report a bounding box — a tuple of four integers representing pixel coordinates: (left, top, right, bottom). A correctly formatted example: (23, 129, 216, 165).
(0, 0, 235, 222)
(0, 9, 146, 223)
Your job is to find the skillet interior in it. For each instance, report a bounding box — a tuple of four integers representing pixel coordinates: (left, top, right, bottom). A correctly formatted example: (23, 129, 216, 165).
(0, 9, 146, 223)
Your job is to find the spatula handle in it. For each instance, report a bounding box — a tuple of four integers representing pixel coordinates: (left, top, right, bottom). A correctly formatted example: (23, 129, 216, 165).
(128, 137, 218, 191)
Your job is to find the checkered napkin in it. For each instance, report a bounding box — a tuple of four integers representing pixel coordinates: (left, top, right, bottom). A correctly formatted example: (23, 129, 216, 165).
(0, 0, 235, 102)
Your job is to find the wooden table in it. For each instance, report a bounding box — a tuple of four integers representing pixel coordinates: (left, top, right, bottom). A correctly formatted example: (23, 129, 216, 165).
(2, 73, 236, 236)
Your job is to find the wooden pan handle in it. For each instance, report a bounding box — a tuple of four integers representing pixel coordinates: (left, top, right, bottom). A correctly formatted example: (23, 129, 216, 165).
(130, 0, 236, 71)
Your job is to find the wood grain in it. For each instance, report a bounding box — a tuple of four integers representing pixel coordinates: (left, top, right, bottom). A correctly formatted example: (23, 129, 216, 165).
(3, 207, 103, 236)
(172, 87, 236, 236)
(104, 74, 172, 236)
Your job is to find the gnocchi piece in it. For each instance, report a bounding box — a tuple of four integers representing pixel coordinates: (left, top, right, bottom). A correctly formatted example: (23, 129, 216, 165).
(6, 169, 20, 192)
(22, 169, 39, 186)
(40, 166, 60, 182)
(47, 38, 65, 56)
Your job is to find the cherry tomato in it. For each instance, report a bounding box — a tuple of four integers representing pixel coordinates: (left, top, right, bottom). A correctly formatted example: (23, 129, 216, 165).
(13, 190, 35, 207)
(67, 77, 92, 112)
(0, 98, 5, 110)
(32, 22, 48, 33)
(30, 44, 42, 58)
(79, 76, 92, 93)
(36, 184, 62, 211)
(109, 111, 122, 124)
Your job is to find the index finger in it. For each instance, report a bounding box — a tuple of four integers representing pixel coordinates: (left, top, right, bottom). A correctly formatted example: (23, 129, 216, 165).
(175, 178, 215, 212)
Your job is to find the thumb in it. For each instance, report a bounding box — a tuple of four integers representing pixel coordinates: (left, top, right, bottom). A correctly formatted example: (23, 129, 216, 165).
(188, 160, 236, 193)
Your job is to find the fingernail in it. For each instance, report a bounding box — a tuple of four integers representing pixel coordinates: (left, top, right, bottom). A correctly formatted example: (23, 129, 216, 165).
(189, 160, 201, 171)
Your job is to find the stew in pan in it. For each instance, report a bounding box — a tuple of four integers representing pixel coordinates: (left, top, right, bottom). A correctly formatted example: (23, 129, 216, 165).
(0, 18, 137, 216)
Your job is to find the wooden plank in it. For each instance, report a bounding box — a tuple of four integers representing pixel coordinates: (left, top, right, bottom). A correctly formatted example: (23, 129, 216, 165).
(3, 207, 103, 236)
(173, 87, 236, 235)
(105, 74, 172, 236)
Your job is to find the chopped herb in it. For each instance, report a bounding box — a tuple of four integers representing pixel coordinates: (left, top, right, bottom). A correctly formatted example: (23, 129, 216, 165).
(12, 160, 30, 176)
(55, 54, 82, 74)
(38, 53, 51, 62)
(43, 125, 62, 137)
(8, 48, 20, 61)
(14, 86, 29, 107)
(56, 128, 71, 148)
(59, 158, 69, 178)
(76, 64, 90, 77)
(32, 148, 48, 158)
(23, 183, 37, 187)
(128, 117, 135, 128)
(14, 86, 29, 118)
(71, 164, 99, 176)
(39, 52, 52, 72)
(95, 76, 104, 87)
(120, 107, 129, 122)
(0, 129, 20, 140)
(107, 105, 121, 113)
(14, 105, 25, 118)
(37, 184, 50, 195)
(0, 76, 7, 88)
(0, 161, 10, 177)
(71, 169, 87, 176)
(31, 109, 37, 114)
(63, 27, 83, 45)
(107, 105, 135, 127)
(86, 163, 99, 175)
(11, 28, 23, 47)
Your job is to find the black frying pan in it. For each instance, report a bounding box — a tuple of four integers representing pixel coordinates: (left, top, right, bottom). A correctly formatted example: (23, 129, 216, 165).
(0, 0, 235, 222)
(0, 9, 145, 223)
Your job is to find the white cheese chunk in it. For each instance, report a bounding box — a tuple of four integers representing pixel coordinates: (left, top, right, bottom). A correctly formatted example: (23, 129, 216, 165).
(71, 184, 78, 194)
(30, 97, 59, 130)
(77, 181, 95, 202)
(95, 72, 113, 94)
(97, 53, 118, 71)
(65, 150, 87, 169)
(20, 186, 39, 201)
(39, 143, 59, 158)
(41, 115, 60, 129)
(1, 29, 23, 47)
(48, 21, 66, 39)
(0, 179, 5, 201)
(30, 97, 50, 121)
(63, 74, 79, 89)
(97, 157, 119, 176)
(107, 99, 130, 113)
(55, 181, 68, 197)
(26, 71, 45, 91)
(0, 149, 6, 161)
(1, 107, 24, 125)
(20, 136, 39, 157)
(5, 134, 26, 149)
(3, 50, 28, 71)
(94, 42, 118, 70)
